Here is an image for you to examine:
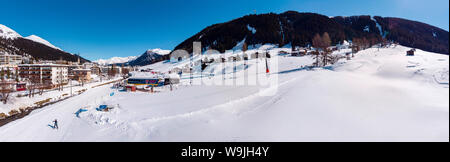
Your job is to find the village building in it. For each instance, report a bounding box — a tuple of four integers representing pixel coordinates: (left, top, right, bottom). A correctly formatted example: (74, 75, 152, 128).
(67, 64, 82, 76)
(0, 54, 22, 65)
(38, 60, 57, 64)
(407, 49, 415, 56)
(82, 62, 96, 69)
(18, 64, 69, 87)
(0, 64, 17, 72)
(71, 69, 92, 83)
(90, 66, 102, 75)
(291, 49, 307, 56)
(107, 65, 122, 75)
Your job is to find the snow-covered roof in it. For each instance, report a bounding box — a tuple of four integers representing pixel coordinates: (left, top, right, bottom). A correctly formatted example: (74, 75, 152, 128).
(72, 68, 92, 71)
(18, 64, 71, 67)
(163, 73, 180, 79)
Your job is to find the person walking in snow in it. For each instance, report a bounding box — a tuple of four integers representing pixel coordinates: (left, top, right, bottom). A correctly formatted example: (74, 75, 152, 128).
(53, 119, 58, 129)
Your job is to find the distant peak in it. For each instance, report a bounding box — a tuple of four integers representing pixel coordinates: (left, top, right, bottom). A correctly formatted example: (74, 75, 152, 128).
(146, 48, 171, 55)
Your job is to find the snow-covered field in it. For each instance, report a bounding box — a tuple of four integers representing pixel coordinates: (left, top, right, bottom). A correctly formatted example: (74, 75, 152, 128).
(0, 45, 448, 142)
(0, 77, 122, 116)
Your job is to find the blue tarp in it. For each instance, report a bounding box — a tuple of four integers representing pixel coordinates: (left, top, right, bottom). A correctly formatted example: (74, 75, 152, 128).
(96, 105, 108, 111)
(75, 108, 88, 117)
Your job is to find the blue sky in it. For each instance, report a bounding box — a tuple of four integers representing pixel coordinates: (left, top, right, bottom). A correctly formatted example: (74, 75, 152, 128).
(1, 0, 448, 60)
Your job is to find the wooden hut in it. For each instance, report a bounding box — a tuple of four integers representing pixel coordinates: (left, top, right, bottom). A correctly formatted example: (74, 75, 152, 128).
(406, 49, 415, 56)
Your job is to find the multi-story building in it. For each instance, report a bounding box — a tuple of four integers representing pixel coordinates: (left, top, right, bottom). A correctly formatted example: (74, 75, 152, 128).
(67, 64, 82, 76)
(90, 66, 101, 75)
(38, 60, 56, 64)
(71, 69, 92, 83)
(82, 62, 96, 69)
(101, 65, 121, 76)
(0, 54, 23, 65)
(18, 64, 69, 87)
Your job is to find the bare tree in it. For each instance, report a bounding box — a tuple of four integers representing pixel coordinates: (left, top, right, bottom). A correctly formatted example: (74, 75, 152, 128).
(362, 37, 369, 49)
(14, 69, 19, 82)
(0, 80, 13, 104)
(57, 68, 64, 91)
(242, 42, 248, 67)
(37, 83, 45, 95)
(108, 65, 117, 79)
(6, 68, 11, 79)
(27, 78, 38, 98)
(122, 67, 130, 78)
(352, 37, 361, 56)
(321, 32, 332, 66)
(312, 33, 323, 67)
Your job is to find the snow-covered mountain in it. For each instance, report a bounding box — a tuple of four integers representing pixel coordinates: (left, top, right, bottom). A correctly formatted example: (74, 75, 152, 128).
(126, 48, 171, 66)
(1, 24, 60, 50)
(0, 24, 22, 39)
(175, 11, 449, 55)
(0, 24, 90, 62)
(94, 56, 139, 65)
(24, 35, 61, 50)
(94, 49, 171, 66)
(146, 48, 171, 55)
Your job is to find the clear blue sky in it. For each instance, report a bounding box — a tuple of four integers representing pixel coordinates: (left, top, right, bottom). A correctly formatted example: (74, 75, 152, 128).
(1, 0, 448, 60)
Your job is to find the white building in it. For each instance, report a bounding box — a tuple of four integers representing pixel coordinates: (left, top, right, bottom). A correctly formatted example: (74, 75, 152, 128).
(0, 54, 22, 65)
(18, 64, 69, 87)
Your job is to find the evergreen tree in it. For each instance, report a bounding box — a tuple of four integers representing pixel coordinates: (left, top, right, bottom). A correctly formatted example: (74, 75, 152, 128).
(15, 70, 19, 82)
(0, 68, 4, 80)
(6, 69, 11, 79)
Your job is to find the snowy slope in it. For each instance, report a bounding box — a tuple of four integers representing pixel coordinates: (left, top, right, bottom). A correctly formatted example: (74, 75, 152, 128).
(0, 24, 22, 39)
(0, 45, 448, 142)
(24, 35, 61, 50)
(94, 56, 138, 65)
(1, 24, 63, 51)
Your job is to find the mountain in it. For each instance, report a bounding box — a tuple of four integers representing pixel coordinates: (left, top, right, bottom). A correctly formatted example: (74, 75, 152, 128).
(24, 35, 61, 50)
(126, 49, 171, 66)
(0, 24, 90, 63)
(333, 15, 449, 54)
(94, 56, 138, 65)
(173, 11, 449, 55)
(374, 17, 448, 54)
(0, 24, 22, 39)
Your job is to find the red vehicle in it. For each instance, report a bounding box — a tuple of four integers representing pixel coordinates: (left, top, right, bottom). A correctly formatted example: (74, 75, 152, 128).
(16, 83, 27, 91)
